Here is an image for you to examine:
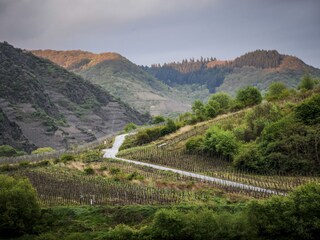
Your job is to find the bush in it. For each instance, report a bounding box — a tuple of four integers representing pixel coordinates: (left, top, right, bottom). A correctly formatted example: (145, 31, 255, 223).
(236, 86, 262, 107)
(81, 150, 102, 163)
(152, 115, 165, 124)
(32, 147, 55, 154)
(299, 74, 315, 90)
(266, 82, 290, 101)
(0, 175, 40, 237)
(84, 167, 94, 175)
(295, 94, 320, 125)
(204, 126, 239, 159)
(259, 115, 320, 173)
(0, 145, 18, 157)
(124, 123, 137, 133)
(60, 153, 75, 162)
(247, 183, 320, 239)
(100, 224, 136, 240)
(233, 143, 265, 172)
(186, 136, 204, 153)
(205, 99, 220, 118)
(208, 92, 233, 112)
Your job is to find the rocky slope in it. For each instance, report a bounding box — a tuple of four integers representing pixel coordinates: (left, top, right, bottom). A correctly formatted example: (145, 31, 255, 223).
(0, 42, 148, 152)
(32, 50, 191, 115)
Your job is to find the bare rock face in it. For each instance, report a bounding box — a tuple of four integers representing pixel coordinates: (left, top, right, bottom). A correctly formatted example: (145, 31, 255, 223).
(0, 42, 149, 152)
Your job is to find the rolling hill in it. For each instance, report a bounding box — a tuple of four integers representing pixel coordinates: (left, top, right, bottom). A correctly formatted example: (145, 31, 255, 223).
(32, 50, 191, 116)
(144, 50, 320, 97)
(0, 42, 148, 152)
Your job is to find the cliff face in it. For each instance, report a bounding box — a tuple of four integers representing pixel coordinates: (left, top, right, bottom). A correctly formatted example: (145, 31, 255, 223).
(0, 42, 149, 152)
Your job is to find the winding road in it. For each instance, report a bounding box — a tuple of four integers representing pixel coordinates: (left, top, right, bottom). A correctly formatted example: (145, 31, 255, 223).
(103, 134, 284, 195)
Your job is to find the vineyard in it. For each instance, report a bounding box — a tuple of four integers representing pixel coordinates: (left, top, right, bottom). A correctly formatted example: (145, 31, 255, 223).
(117, 146, 320, 194)
(11, 167, 205, 206)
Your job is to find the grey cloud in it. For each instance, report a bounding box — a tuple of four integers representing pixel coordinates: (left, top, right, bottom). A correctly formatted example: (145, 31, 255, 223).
(0, 0, 319, 67)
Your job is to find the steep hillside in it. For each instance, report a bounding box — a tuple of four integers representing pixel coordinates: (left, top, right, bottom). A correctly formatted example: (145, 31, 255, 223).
(32, 50, 191, 115)
(0, 42, 148, 152)
(145, 50, 320, 96)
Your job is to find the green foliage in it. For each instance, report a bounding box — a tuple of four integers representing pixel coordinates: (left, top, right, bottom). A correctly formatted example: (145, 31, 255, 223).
(244, 102, 282, 141)
(247, 183, 320, 239)
(185, 136, 204, 153)
(110, 168, 121, 175)
(0, 145, 18, 157)
(295, 94, 320, 125)
(124, 123, 137, 133)
(126, 171, 144, 181)
(208, 92, 233, 112)
(204, 126, 239, 159)
(148, 208, 254, 240)
(0, 175, 40, 237)
(192, 100, 206, 121)
(60, 153, 75, 162)
(234, 143, 264, 172)
(84, 167, 94, 175)
(152, 115, 166, 124)
(259, 115, 320, 174)
(266, 82, 290, 101)
(299, 74, 315, 90)
(81, 150, 103, 163)
(236, 86, 262, 107)
(31, 147, 55, 155)
(100, 224, 135, 240)
(205, 99, 220, 118)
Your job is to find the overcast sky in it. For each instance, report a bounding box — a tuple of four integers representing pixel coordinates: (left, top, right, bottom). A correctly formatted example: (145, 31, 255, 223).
(0, 0, 319, 67)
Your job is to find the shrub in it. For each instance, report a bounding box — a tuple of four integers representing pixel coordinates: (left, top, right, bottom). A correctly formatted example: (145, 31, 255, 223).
(126, 171, 144, 181)
(110, 168, 121, 175)
(208, 92, 233, 112)
(236, 86, 262, 107)
(60, 153, 75, 162)
(124, 123, 137, 133)
(100, 224, 135, 240)
(204, 126, 239, 159)
(233, 143, 265, 172)
(295, 94, 320, 125)
(81, 150, 102, 163)
(299, 74, 315, 90)
(247, 183, 320, 239)
(32, 147, 55, 154)
(84, 167, 94, 175)
(0, 145, 17, 157)
(152, 115, 165, 124)
(185, 136, 204, 153)
(266, 82, 290, 101)
(0, 175, 40, 237)
(205, 99, 220, 118)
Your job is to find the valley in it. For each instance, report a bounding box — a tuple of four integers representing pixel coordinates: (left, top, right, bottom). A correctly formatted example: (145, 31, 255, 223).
(1, 42, 320, 240)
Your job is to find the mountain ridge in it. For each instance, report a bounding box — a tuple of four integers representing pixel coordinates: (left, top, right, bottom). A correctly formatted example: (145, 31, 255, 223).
(0, 42, 148, 152)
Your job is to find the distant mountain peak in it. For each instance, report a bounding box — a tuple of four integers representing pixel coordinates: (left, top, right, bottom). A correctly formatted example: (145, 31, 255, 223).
(31, 49, 124, 71)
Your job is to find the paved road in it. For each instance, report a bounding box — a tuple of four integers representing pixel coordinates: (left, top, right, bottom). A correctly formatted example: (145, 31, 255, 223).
(103, 134, 284, 195)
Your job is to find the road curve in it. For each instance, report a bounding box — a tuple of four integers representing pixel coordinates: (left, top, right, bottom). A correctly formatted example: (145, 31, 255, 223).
(103, 134, 284, 195)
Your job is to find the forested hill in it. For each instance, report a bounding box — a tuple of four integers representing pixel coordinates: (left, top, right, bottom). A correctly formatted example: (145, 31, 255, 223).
(0, 42, 148, 152)
(143, 50, 320, 94)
